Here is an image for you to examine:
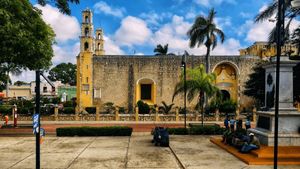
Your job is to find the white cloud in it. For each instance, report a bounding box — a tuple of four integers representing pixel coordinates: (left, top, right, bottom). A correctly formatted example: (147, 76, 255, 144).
(193, 0, 236, 7)
(150, 14, 241, 56)
(240, 12, 252, 18)
(35, 4, 80, 43)
(94, 1, 125, 18)
(11, 71, 36, 83)
(52, 43, 79, 65)
(114, 16, 152, 46)
(215, 17, 232, 29)
(140, 11, 172, 27)
(103, 36, 125, 55)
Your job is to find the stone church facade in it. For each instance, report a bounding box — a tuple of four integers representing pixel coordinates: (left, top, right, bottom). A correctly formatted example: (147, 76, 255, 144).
(76, 9, 260, 113)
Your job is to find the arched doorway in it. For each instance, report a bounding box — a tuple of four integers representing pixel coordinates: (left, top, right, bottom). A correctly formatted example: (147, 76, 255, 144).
(221, 90, 231, 101)
(213, 62, 238, 102)
(294, 63, 300, 104)
(136, 78, 156, 105)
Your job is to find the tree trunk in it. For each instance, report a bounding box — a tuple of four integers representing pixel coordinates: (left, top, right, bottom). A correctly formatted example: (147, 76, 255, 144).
(199, 91, 204, 126)
(205, 45, 211, 73)
(5, 71, 9, 98)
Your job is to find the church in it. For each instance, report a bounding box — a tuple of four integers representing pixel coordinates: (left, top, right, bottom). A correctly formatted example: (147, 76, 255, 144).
(76, 9, 260, 113)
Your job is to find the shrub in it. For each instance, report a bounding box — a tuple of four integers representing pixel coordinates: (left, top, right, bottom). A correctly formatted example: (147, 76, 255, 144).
(137, 100, 150, 114)
(219, 99, 237, 116)
(63, 100, 73, 107)
(167, 128, 188, 135)
(0, 105, 12, 115)
(85, 107, 96, 114)
(118, 107, 126, 113)
(189, 125, 225, 135)
(63, 107, 75, 114)
(101, 102, 116, 114)
(56, 126, 133, 136)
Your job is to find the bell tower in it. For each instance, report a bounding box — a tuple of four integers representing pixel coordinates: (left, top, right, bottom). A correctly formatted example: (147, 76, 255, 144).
(95, 28, 105, 55)
(76, 9, 94, 111)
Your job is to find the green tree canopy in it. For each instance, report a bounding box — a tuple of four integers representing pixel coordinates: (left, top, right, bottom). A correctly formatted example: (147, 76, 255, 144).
(187, 8, 225, 73)
(37, 0, 80, 15)
(243, 64, 265, 108)
(48, 63, 77, 85)
(0, 0, 55, 70)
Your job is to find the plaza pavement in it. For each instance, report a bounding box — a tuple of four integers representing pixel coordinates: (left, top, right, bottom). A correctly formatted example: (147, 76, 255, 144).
(0, 134, 299, 169)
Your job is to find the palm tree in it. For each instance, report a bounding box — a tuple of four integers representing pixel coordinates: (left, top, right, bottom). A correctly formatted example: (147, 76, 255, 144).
(158, 101, 174, 114)
(0, 63, 22, 97)
(154, 44, 175, 56)
(291, 27, 300, 55)
(172, 64, 219, 126)
(187, 8, 225, 73)
(255, 1, 299, 43)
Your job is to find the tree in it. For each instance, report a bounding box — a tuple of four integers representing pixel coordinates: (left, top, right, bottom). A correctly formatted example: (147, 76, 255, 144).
(154, 44, 175, 56)
(14, 81, 28, 86)
(158, 101, 174, 114)
(254, 1, 297, 43)
(36, 0, 80, 15)
(187, 8, 225, 73)
(0, 0, 55, 70)
(243, 64, 266, 108)
(173, 64, 219, 126)
(48, 63, 77, 85)
(291, 27, 300, 55)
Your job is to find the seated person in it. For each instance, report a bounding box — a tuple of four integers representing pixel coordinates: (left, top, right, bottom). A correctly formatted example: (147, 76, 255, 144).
(240, 133, 260, 153)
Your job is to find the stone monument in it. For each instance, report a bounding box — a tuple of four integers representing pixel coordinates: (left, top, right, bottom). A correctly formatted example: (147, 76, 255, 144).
(248, 57, 300, 146)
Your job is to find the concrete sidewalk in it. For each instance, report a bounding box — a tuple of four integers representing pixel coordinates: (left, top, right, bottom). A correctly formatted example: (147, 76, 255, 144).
(0, 135, 298, 169)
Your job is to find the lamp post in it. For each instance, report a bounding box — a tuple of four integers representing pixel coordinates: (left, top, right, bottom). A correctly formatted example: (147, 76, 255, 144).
(274, 1, 300, 168)
(181, 52, 187, 129)
(35, 70, 41, 169)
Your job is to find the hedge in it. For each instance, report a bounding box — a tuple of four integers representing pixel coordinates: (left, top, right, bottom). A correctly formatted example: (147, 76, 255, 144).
(166, 125, 226, 135)
(190, 125, 226, 135)
(167, 128, 189, 135)
(63, 107, 75, 114)
(56, 126, 133, 136)
(85, 107, 96, 114)
(0, 105, 12, 115)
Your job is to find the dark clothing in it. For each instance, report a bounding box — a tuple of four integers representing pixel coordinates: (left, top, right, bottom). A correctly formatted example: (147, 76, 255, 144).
(224, 119, 229, 129)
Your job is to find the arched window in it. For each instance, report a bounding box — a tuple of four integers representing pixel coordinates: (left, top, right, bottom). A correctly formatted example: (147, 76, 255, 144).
(98, 33, 101, 39)
(98, 43, 100, 50)
(85, 16, 89, 23)
(84, 42, 89, 51)
(85, 27, 89, 36)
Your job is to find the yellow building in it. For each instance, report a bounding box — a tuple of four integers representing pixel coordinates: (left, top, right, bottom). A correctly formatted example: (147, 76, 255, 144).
(76, 9, 105, 112)
(239, 41, 298, 59)
(76, 10, 259, 112)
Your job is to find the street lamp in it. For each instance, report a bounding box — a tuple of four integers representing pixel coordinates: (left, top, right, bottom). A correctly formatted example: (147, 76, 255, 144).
(274, 1, 299, 168)
(181, 51, 187, 129)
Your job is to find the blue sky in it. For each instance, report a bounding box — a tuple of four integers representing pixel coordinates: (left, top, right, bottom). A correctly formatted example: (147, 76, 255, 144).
(16, 0, 299, 82)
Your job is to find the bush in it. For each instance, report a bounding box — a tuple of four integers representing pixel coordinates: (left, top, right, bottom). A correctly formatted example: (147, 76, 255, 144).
(85, 107, 96, 114)
(101, 102, 116, 114)
(0, 105, 12, 115)
(219, 99, 237, 116)
(189, 125, 225, 135)
(167, 128, 188, 135)
(118, 107, 126, 113)
(63, 107, 75, 114)
(137, 100, 150, 114)
(56, 126, 133, 136)
(63, 100, 73, 107)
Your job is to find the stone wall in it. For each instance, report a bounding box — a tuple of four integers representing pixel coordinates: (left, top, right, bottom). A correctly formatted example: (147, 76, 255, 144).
(93, 55, 260, 111)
